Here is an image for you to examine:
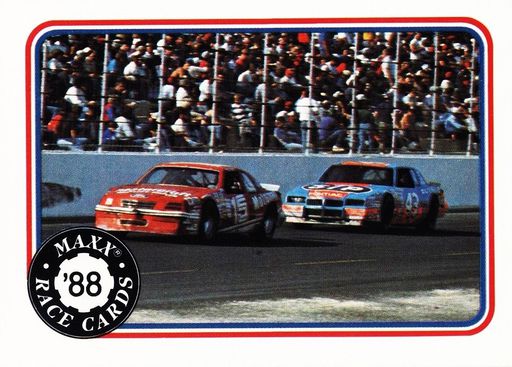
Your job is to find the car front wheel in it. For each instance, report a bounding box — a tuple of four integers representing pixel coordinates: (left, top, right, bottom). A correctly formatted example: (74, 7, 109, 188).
(380, 195, 394, 230)
(198, 203, 219, 242)
(365, 195, 394, 232)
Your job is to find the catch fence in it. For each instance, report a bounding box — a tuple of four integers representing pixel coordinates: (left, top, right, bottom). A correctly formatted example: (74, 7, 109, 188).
(39, 30, 481, 156)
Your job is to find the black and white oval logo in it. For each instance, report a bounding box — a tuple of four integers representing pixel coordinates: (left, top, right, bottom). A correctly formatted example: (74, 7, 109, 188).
(28, 227, 140, 338)
(302, 183, 371, 193)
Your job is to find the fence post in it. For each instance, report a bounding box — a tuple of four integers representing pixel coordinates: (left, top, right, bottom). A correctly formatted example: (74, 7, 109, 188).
(40, 40, 49, 128)
(209, 33, 221, 154)
(348, 32, 359, 155)
(429, 32, 440, 156)
(259, 33, 269, 154)
(156, 33, 166, 153)
(97, 34, 110, 152)
(390, 32, 401, 155)
(305, 33, 316, 156)
(466, 37, 477, 156)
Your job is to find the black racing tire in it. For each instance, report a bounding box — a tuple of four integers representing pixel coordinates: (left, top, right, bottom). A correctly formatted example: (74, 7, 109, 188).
(198, 202, 219, 242)
(380, 195, 395, 230)
(365, 194, 394, 232)
(417, 196, 439, 232)
(254, 206, 278, 241)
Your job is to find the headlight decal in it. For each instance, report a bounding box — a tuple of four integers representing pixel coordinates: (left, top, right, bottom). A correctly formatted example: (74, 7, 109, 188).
(287, 196, 306, 203)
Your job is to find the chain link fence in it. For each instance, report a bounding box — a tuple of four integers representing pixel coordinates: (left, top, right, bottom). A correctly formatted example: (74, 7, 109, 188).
(39, 30, 480, 155)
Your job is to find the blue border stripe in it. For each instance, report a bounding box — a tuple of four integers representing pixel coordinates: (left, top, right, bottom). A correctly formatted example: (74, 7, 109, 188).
(34, 23, 488, 331)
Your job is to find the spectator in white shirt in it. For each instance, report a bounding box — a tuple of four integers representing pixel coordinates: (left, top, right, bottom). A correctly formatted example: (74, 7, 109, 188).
(295, 88, 320, 148)
(64, 82, 87, 109)
(123, 52, 148, 99)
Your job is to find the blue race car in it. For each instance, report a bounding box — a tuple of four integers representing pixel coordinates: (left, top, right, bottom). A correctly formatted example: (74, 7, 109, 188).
(282, 161, 448, 231)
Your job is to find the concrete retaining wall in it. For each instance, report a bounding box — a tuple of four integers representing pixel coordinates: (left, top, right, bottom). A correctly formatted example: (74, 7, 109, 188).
(41, 152, 481, 217)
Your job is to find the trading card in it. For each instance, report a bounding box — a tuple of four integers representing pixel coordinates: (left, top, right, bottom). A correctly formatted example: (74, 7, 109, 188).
(28, 16, 492, 338)
(6, 1, 511, 366)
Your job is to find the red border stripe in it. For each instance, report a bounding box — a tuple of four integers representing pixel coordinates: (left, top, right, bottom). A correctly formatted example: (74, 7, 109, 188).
(26, 17, 494, 338)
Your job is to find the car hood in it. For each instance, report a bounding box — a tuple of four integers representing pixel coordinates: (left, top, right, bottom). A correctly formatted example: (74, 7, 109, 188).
(287, 181, 379, 199)
(107, 184, 214, 200)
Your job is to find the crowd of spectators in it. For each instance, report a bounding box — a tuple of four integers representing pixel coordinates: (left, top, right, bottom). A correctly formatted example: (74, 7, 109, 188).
(41, 30, 480, 154)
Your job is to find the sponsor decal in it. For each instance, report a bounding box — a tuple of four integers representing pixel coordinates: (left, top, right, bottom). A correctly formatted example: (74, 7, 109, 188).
(303, 183, 371, 193)
(252, 192, 277, 210)
(116, 187, 192, 198)
(130, 193, 149, 199)
(309, 190, 348, 199)
(28, 227, 140, 338)
(344, 208, 366, 220)
(282, 204, 304, 216)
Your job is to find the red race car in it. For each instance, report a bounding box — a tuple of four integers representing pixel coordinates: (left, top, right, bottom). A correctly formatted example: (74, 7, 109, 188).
(95, 162, 283, 241)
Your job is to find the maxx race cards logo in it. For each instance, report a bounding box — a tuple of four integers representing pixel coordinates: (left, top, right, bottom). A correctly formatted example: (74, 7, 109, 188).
(28, 227, 140, 338)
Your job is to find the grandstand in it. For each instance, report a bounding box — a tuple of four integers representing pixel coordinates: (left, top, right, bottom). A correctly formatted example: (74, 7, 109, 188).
(39, 30, 480, 155)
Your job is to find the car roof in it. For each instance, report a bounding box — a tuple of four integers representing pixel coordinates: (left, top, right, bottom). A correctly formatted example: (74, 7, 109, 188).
(153, 162, 234, 171)
(337, 161, 417, 170)
(339, 161, 393, 168)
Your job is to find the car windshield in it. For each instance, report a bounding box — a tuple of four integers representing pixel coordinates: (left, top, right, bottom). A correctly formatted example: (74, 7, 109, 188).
(319, 165, 393, 186)
(140, 167, 219, 188)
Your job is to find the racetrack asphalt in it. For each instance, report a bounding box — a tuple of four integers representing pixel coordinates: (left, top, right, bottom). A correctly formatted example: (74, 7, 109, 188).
(42, 212, 482, 324)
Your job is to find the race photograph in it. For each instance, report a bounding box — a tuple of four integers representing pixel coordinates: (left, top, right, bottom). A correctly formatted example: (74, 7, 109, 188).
(32, 21, 488, 333)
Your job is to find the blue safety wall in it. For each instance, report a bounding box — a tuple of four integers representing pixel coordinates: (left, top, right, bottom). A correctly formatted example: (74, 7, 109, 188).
(41, 152, 481, 217)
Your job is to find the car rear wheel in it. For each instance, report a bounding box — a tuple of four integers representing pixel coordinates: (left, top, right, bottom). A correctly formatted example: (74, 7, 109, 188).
(254, 206, 278, 241)
(198, 202, 218, 242)
(417, 196, 439, 232)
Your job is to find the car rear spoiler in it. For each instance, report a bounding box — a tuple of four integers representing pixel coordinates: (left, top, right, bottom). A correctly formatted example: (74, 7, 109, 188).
(261, 183, 280, 192)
